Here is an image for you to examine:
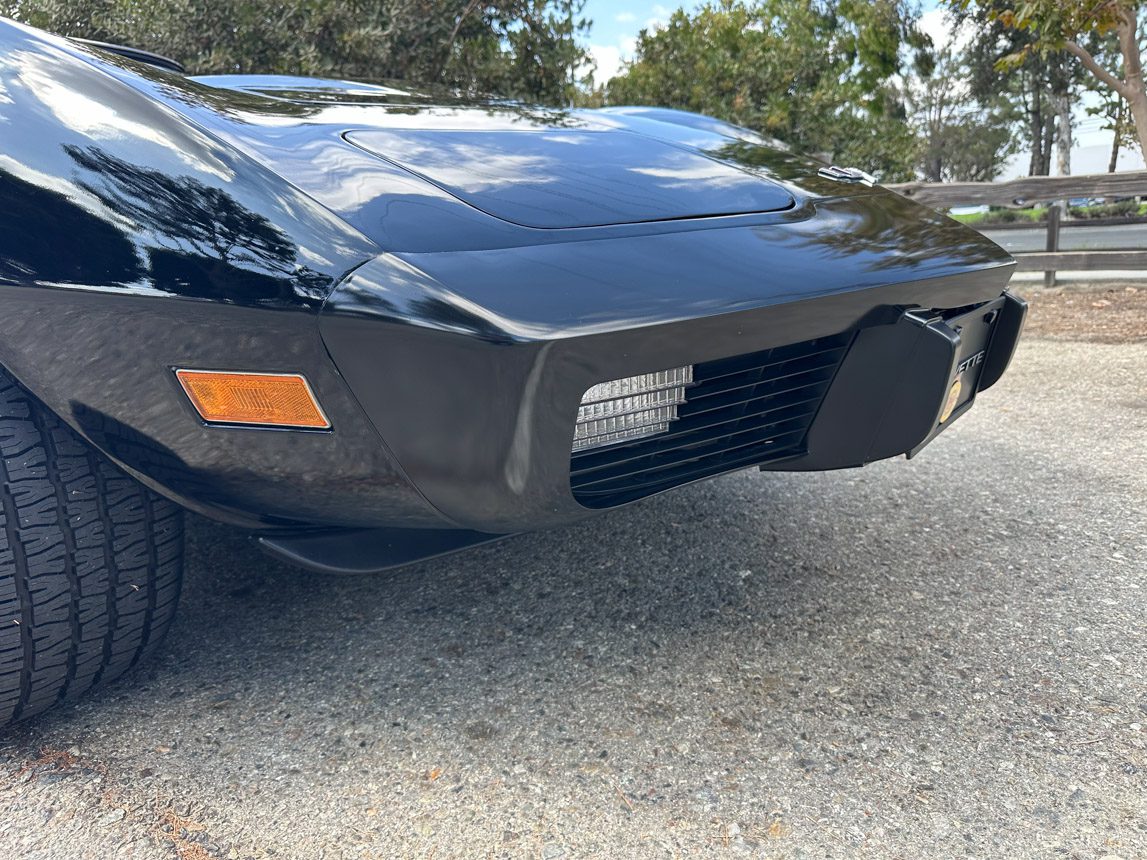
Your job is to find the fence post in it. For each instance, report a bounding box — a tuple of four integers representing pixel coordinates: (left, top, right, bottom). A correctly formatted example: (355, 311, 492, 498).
(1044, 203, 1061, 288)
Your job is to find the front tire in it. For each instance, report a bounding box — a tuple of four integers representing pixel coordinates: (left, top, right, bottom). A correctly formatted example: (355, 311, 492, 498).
(0, 371, 183, 728)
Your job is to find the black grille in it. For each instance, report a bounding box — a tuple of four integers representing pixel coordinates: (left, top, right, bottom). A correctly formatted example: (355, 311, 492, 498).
(570, 332, 852, 508)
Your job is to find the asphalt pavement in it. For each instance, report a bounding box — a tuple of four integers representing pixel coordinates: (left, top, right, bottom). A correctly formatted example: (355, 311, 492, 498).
(980, 221, 1147, 253)
(0, 335, 1144, 859)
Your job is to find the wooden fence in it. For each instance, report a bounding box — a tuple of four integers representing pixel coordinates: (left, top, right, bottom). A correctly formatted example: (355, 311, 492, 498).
(887, 170, 1147, 284)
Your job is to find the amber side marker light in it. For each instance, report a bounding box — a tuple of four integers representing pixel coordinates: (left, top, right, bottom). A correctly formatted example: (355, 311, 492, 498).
(175, 370, 331, 429)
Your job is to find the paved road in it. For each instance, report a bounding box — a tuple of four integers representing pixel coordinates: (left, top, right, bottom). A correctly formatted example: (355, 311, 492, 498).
(981, 222, 1147, 253)
(1, 337, 1145, 859)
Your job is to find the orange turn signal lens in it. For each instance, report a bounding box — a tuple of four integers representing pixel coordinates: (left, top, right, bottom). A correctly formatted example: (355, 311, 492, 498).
(175, 370, 330, 429)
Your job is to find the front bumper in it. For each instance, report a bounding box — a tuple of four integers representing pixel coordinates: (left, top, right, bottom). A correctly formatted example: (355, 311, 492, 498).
(0, 185, 1017, 541)
(263, 289, 1025, 574)
(318, 193, 1018, 536)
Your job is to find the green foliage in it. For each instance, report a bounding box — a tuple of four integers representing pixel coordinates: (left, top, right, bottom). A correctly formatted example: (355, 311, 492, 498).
(950, 1, 1087, 175)
(947, 0, 1135, 62)
(1067, 199, 1141, 219)
(953, 201, 1147, 225)
(0, 0, 591, 105)
(955, 206, 1047, 225)
(948, 0, 1147, 158)
(603, 0, 929, 181)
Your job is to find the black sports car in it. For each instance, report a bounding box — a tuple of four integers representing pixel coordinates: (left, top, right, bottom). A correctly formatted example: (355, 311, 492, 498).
(0, 18, 1024, 727)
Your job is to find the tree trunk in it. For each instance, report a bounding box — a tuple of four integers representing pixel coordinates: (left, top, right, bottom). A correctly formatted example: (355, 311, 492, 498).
(1109, 99, 1123, 173)
(1028, 110, 1045, 175)
(1128, 83, 1147, 161)
(1028, 125, 1042, 175)
(1117, 11, 1147, 161)
(1027, 79, 1044, 176)
(926, 156, 941, 183)
(1053, 91, 1072, 175)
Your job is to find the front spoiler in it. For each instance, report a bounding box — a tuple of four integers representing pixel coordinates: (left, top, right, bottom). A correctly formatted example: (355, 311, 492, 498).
(258, 527, 509, 575)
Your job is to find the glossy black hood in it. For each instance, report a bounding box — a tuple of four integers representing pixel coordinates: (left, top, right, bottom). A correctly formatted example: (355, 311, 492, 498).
(343, 127, 795, 228)
(0, 20, 899, 255)
(172, 75, 869, 248)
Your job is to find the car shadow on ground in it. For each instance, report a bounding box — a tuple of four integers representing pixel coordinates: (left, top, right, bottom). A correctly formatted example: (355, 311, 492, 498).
(36, 442, 1032, 746)
(19, 431, 1062, 738)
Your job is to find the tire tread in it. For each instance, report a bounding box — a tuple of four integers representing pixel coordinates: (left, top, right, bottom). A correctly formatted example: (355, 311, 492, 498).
(0, 373, 183, 726)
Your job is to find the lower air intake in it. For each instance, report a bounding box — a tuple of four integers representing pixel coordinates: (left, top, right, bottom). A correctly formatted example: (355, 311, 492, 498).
(570, 332, 852, 508)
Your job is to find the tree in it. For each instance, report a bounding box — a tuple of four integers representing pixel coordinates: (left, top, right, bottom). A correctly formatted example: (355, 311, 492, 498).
(1090, 89, 1141, 171)
(1083, 33, 1143, 170)
(953, 2, 1086, 176)
(0, 0, 591, 106)
(949, 0, 1147, 158)
(604, 0, 932, 181)
(909, 47, 1019, 181)
(0, 167, 144, 285)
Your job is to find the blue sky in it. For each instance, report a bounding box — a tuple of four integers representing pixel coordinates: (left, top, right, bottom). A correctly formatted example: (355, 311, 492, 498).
(579, 0, 1142, 176)
(581, 1, 676, 84)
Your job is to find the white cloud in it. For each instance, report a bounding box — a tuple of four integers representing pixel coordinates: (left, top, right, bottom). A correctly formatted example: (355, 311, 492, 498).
(917, 9, 950, 48)
(588, 43, 622, 83)
(918, 8, 972, 52)
(586, 36, 637, 84)
(615, 12, 636, 23)
(646, 4, 673, 30)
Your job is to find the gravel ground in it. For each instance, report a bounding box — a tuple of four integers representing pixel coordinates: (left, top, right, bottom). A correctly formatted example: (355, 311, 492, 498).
(1013, 284, 1147, 344)
(0, 332, 1144, 859)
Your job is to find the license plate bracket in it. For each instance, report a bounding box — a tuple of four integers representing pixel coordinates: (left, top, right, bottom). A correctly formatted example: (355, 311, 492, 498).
(907, 295, 1007, 456)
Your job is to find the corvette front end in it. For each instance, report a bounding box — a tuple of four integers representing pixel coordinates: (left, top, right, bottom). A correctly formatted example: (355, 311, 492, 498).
(0, 16, 1030, 727)
(0, 16, 1023, 570)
